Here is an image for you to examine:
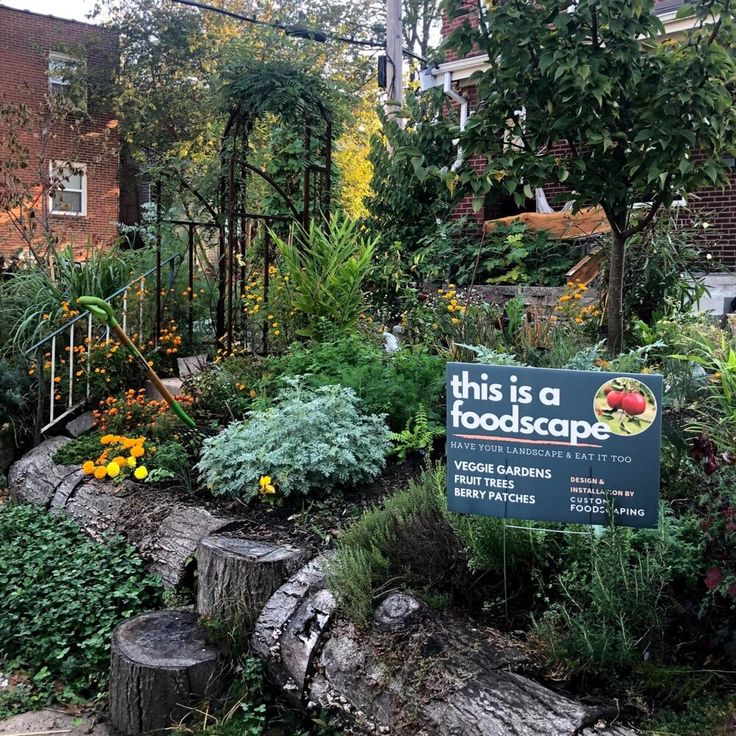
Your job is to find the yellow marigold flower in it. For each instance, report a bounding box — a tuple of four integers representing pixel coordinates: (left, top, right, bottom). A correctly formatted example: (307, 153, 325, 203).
(573, 293, 582, 300)
(134, 466, 148, 480)
(451, 317, 461, 325)
(259, 475, 276, 495)
(127, 456, 137, 468)
(106, 461, 121, 478)
(82, 460, 95, 475)
(94, 465, 107, 480)
(559, 294, 571, 302)
(112, 456, 127, 468)
(130, 445, 145, 458)
(100, 434, 115, 445)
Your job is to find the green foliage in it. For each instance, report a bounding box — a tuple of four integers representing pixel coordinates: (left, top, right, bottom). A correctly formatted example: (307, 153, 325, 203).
(441, 0, 736, 350)
(363, 92, 457, 253)
(0, 244, 150, 354)
(0, 504, 162, 696)
(450, 514, 552, 579)
(605, 212, 710, 327)
(389, 405, 444, 462)
(262, 335, 447, 431)
(534, 511, 703, 680)
(197, 379, 390, 501)
(52, 433, 103, 466)
(0, 360, 31, 440)
(644, 695, 736, 736)
(187, 356, 266, 425)
(327, 465, 467, 626)
(146, 441, 193, 490)
(272, 216, 376, 338)
(417, 222, 577, 286)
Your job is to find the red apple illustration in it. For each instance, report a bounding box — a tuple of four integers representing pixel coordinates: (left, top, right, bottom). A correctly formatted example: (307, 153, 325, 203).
(621, 391, 647, 416)
(606, 390, 623, 409)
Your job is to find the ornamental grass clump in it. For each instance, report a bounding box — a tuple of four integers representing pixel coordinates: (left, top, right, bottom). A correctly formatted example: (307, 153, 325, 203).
(197, 379, 390, 501)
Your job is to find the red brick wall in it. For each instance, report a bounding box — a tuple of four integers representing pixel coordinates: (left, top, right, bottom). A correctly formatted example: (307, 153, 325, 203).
(0, 6, 119, 260)
(441, 0, 484, 63)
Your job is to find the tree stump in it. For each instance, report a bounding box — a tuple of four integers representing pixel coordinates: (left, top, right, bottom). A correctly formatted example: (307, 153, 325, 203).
(109, 609, 226, 736)
(196, 535, 310, 624)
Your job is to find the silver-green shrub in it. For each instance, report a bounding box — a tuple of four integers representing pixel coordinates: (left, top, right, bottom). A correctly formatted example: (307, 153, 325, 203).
(197, 379, 390, 500)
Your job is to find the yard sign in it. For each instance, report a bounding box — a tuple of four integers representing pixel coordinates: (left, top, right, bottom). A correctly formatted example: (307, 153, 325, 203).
(446, 363, 662, 528)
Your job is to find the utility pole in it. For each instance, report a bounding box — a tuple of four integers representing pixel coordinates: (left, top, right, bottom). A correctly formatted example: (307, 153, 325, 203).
(385, 0, 403, 116)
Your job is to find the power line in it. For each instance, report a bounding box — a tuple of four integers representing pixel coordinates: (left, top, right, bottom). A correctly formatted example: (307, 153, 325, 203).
(169, 0, 426, 62)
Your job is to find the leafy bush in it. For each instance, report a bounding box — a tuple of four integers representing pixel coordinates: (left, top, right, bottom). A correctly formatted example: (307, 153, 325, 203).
(534, 512, 703, 680)
(0, 360, 31, 441)
(416, 222, 578, 286)
(197, 380, 390, 501)
(327, 465, 468, 626)
(272, 215, 376, 339)
(0, 504, 162, 695)
(263, 335, 446, 431)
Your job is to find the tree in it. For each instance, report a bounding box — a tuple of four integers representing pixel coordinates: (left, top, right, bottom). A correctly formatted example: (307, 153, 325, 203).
(442, 0, 736, 353)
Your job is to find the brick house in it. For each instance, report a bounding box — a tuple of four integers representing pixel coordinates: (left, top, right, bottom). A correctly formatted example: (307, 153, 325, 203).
(423, 0, 736, 286)
(0, 5, 119, 261)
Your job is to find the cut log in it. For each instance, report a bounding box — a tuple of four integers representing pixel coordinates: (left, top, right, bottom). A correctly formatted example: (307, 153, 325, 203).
(8, 441, 235, 587)
(253, 559, 639, 736)
(8, 437, 81, 507)
(252, 555, 338, 706)
(196, 535, 310, 624)
(109, 609, 226, 736)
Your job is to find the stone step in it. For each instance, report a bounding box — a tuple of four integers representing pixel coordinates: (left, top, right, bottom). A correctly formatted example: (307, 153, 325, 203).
(144, 377, 183, 401)
(177, 353, 208, 379)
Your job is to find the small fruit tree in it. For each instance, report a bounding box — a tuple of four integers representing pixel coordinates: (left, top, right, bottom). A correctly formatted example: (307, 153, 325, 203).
(441, 0, 736, 353)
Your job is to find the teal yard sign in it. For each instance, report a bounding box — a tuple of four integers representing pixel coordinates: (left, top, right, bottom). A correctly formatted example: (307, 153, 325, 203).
(446, 363, 663, 528)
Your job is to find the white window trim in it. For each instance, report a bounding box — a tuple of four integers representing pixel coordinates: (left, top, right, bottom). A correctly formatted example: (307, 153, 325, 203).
(48, 51, 77, 95)
(49, 161, 87, 217)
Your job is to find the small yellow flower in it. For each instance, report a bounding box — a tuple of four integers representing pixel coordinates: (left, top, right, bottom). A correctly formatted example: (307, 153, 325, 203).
(134, 466, 148, 480)
(94, 465, 107, 480)
(259, 475, 276, 495)
(100, 434, 115, 445)
(127, 456, 137, 468)
(559, 294, 571, 302)
(82, 460, 95, 475)
(130, 445, 145, 458)
(112, 456, 127, 468)
(106, 461, 121, 478)
(274, 330, 281, 336)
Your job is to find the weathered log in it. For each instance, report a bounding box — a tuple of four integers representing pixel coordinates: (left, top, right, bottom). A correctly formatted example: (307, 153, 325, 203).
(8, 439, 234, 587)
(196, 535, 310, 623)
(8, 437, 81, 507)
(251, 555, 338, 706)
(253, 559, 639, 736)
(109, 609, 226, 736)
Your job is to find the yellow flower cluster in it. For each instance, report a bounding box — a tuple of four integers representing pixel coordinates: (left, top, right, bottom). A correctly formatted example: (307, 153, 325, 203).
(82, 434, 149, 481)
(555, 281, 602, 325)
(438, 284, 468, 326)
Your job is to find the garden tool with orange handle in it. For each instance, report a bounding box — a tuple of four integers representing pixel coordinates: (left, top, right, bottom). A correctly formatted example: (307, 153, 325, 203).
(77, 296, 197, 429)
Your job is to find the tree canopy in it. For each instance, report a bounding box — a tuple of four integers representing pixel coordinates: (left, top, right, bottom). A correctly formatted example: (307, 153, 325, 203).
(442, 0, 736, 351)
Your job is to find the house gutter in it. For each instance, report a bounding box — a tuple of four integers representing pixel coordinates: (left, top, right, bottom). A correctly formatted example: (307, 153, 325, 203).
(420, 66, 469, 171)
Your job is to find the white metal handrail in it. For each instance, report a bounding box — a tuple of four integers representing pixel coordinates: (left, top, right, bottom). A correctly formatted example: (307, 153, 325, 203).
(26, 254, 183, 437)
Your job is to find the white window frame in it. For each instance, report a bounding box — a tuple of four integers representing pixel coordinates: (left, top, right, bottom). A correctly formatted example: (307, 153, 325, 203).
(49, 161, 87, 217)
(48, 51, 77, 96)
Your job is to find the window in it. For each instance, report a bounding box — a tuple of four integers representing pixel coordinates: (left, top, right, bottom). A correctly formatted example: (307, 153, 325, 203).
(49, 162, 87, 216)
(48, 52, 77, 96)
(48, 51, 86, 110)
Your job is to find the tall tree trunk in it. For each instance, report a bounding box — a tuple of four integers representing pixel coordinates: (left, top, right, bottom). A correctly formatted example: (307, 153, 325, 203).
(607, 227, 626, 356)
